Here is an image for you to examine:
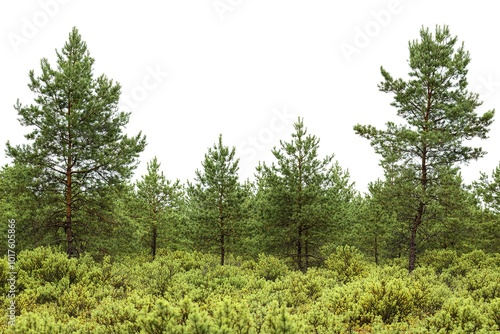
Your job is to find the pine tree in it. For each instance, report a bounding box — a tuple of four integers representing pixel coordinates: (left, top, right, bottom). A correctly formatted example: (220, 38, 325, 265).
(350, 182, 396, 265)
(473, 163, 500, 252)
(6, 27, 146, 256)
(187, 134, 246, 265)
(257, 118, 354, 270)
(475, 163, 500, 213)
(354, 25, 494, 272)
(136, 157, 183, 259)
(0, 163, 57, 253)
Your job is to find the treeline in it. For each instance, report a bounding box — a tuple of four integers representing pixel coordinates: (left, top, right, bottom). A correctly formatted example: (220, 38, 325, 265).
(0, 25, 499, 273)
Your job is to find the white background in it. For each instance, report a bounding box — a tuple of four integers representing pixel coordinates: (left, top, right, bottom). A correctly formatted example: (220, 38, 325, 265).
(1, 0, 499, 192)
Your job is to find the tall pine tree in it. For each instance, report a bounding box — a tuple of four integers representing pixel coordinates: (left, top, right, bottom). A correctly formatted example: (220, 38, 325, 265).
(6, 27, 146, 256)
(354, 25, 494, 272)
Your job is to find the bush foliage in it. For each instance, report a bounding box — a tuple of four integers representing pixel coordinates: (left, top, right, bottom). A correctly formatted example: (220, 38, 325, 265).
(1, 246, 499, 333)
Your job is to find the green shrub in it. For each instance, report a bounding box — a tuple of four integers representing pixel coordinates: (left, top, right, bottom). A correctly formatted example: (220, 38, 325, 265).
(135, 255, 183, 296)
(426, 297, 489, 333)
(278, 270, 322, 309)
(34, 277, 70, 304)
(56, 281, 98, 318)
(254, 254, 289, 281)
(463, 268, 500, 301)
(138, 299, 184, 334)
(0, 257, 11, 296)
(487, 298, 500, 330)
(5, 246, 500, 333)
(324, 246, 369, 284)
(418, 249, 458, 274)
(186, 307, 214, 334)
(211, 298, 254, 334)
(16, 247, 79, 285)
(317, 266, 441, 326)
(410, 267, 452, 316)
(358, 273, 414, 324)
(262, 301, 305, 334)
(90, 292, 152, 333)
(7, 311, 77, 334)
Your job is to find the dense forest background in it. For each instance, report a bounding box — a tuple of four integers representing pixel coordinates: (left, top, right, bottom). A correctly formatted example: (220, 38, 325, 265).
(1, 25, 499, 332)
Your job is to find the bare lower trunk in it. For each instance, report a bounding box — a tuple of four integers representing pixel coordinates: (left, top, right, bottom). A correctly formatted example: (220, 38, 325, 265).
(297, 226, 303, 271)
(151, 223, 157, 259)
(305, 239, 309, 269)
(65, 166, 74, 257)
(409, 202, 424, 272)
(65, 104, 75, 258)
(220, 233, 225, 266)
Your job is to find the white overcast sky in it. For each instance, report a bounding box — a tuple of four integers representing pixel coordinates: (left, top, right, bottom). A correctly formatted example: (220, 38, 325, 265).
(1, 0, 499, 192)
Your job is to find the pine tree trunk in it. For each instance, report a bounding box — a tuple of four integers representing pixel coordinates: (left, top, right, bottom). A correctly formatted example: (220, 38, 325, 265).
(305, 238, 309, 270)
(297, 226, 303, 271)
(65, 102, 74, 258)
(219, 193, 225, 265)
(151, 223, 157, 259)
(408, 135, 428, 272)
(220, 233, 225, 266)
(409, 202, 424, 272)
(65, 160, 74, 257)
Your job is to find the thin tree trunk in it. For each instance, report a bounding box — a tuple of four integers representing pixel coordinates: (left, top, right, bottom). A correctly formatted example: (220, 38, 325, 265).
(65, 107, 74, 257)
(409, 146, 427, 272)
(152, 223, 157, 259)
(297, 226, 303, 271)
(409, 91, 430, 272)
(409, 202, 424, 272)
(305, 238, 309, 270)
(220, 232, 225, 266)
(65, 166, 74, 257)
(297, 155, 304, 271)
(219, 193, 225, 265)
(65, 100, 74, 258)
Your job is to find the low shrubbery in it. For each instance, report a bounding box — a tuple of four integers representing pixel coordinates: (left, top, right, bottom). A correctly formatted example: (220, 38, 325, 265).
(0, 246, 499, 333)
